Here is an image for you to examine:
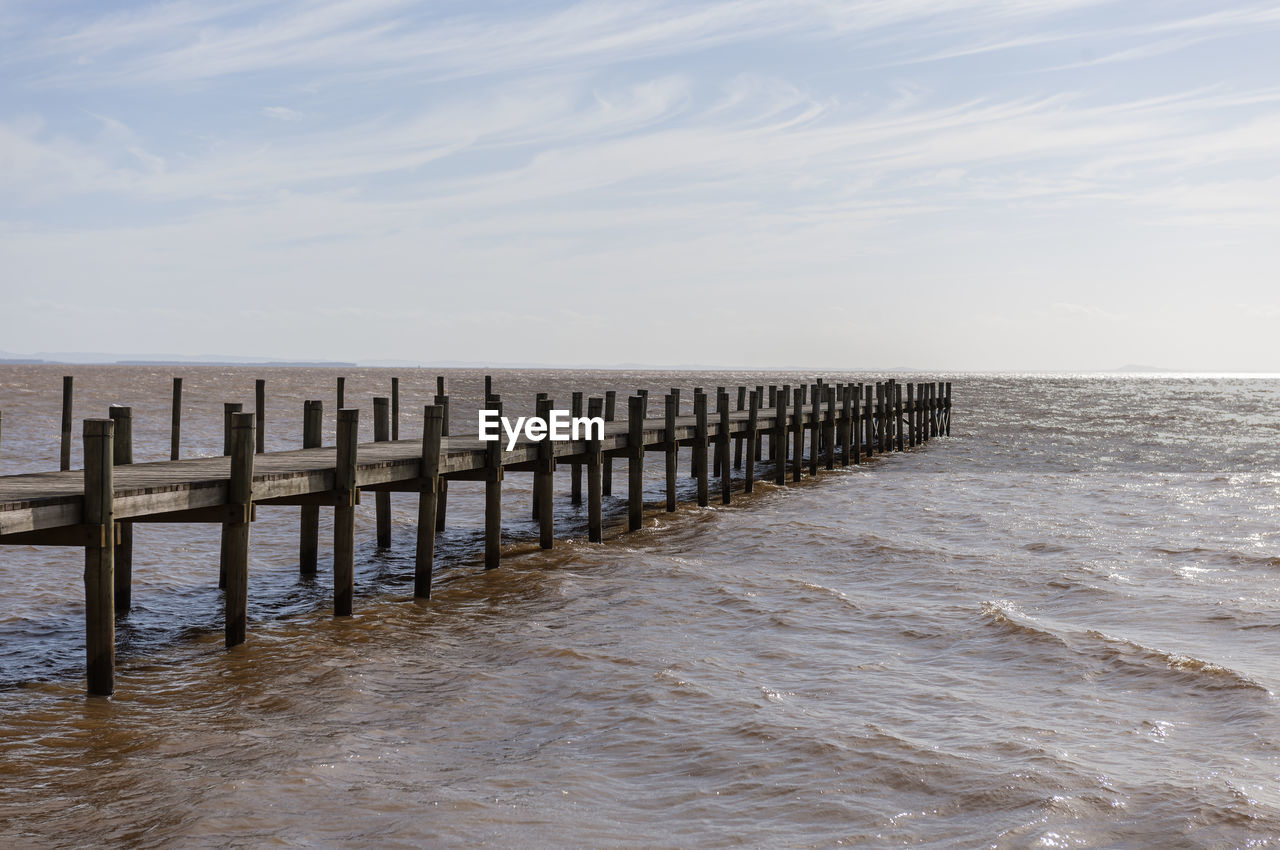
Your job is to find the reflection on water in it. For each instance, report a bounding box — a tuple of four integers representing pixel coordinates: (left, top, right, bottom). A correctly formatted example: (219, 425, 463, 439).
(2, 366, 1280, 847)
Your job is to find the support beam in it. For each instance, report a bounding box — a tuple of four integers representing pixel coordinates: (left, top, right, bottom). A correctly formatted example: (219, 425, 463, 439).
(809, 387, 820, 477)
(373, 396, 391, 549)
(587, 396, 603, 542)
(690, 387, 703, 480)
(627, 395, 644, 531)
(299, 400, 323, 574)
(532, 393, 548, 522)
(224, 412, 254, 648)
(840, 384, 852, 467)
(109, 406, 133, 613)
(415, 404, 443, 598)
(336, 376, 345, 411)
(713, 387, 725, 478)
(83, 418, 114, 696)
(792, 408, 803, 483)
(334, 409, 358, 615)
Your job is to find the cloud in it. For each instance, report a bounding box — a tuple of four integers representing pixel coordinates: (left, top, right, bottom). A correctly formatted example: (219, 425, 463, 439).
(262, 106, 304, 121)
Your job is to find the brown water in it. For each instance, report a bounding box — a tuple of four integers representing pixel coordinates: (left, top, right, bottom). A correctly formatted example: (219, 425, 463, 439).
(2, 366, 1279, 847)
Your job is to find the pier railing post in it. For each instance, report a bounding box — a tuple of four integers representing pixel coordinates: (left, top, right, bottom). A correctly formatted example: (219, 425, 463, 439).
(219, 401, 244, 589)
(170, 377, 182, 460)
(718, 389, 731, 505)
(602, 390, 617, 496)
(774, 387, 788, 485)
(374, 397, 391, 548)
(484, 397, 503, 569)
(664, 392, 678, 512)
(824, 386, 836, 470)
(840, 384, 852, 467)
(336, 377, 345, 411)
(334, 409, 358, 615)
(61, 376, 74, 470)
(225, 412, 254, 647)
(300, 400, 323, 574)
(734, 386, 746, 469)
(255, 378, 266, 454)
(434, 389, 450, 532)
(694, 391, 709, 506)
(792, 406, 804, 483)
(536, 396, 555, 548)
(109, 406, 133, 613)
(745, 390, 758, 493)
(713, 387, 725, 478)
(415, 404, 443, 598)
(767, 386, 778, 462)
(571, 392, 583, 505)
(627, 395, 644, 531)
(809, 387, 820, 476)
(690, 387, 703, 480)
(895, 382, 904, 452)
(852, 386, 862, 464)
(907, 383, 917, 448)
(391, 377, 400, 441)
(83, 418, 114, 696)
(587, 396, 604, 542)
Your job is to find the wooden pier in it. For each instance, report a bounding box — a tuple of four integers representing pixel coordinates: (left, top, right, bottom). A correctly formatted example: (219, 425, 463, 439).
(0, 376, 952, 695)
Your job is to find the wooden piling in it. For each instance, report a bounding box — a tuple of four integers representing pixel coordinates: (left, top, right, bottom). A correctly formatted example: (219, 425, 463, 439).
(745, 390, 758, 493)
(255, 379, 266, 454)
(774, 387, 788, 485)
(628, 396, 644, 530)
(894, 382, 904, 452)
(809, 388, 820, 476)
(734, 386, 746, 469)
(690, 387, 703, 480)
(484, 375, 493, 402)
(907, 383, 916, 448)
(334, 409, 358, 615)
(694, 391, 709, 506)
(718, 389, 731, 505)
(713, 387, 725, 478)
(603, 390, 617, 496)
(299, 400, 323, 574)
(792, 407, 804, 483)
(83, 418, 114, 696)
(108, 406, 133, 613)
(484, 397, 503, 569)
(536, 396, 555, 548)
(839, 385, 852, 467)
(587, 396, 604, 543)
(767, 386, 778, 462)
(336, 377, 345, 411)
(374, 397, 391, 548)
(391, 377, 400, 441)
(571, 391, 583, 505)
(824, 387, 836, 470)
(433, 388, 449, 533)
(852, 386, 862, 465)
(415, 405, 443, 598)
(219, 402, 243, 590)
(664, 392, 678, 512)
(945, 382, 953, 436)
(224, 412, 254, 648)
(864, 384, 875, 457)
(170, 377, 182, 460)
(60, 376, 73, 471)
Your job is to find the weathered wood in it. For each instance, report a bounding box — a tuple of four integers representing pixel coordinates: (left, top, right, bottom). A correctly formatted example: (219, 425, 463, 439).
(255, 378, 266, 454)
(571, 391, 583, 505)
(734, 386, 746, 469)
(852, 386, 862, 465)
(130, 504, 250, 524)
(109, 406, 133, 613)
(334, 409, 358, 615)
(754, 385, 764, 461)
(60, 376, 73, 471)
(694, 391, 709, 506)
(745, 390, 758, 493)
(864, 384, 875, 457)
(531, 392, 548, 521)
(907, 383, 916, 448)
(434, 392, 449, 532)
(484, 397, 503, 569)
(713, 387, 725, 478)
(945, 382, 953, 436)
(690, 387, 703, 480)
(223, 402, 243, 457)
(792, 407, 804, 483)
(587, 396, 603, 542)
(0, 524, 113, 547)
(767, 386, 778, 462)
(665, 392, 678, 512)
(415, 404, 443, 598)
(224, 412, 254, 648)
(170, 377, 182, 461)
(824, 387, 836, 470)
(774, 387, 788, 485)
(602, 390, 616, 496)
(840, 384, 852, 467)
(299, 400, 323, 574)
(391, 377, 400, 441)
(83, 418, 114, 696)
(536, 396, 555, 548)
(628, 395, 644, 531)
(718, 389, 731, 505)
(373, 397, 392, 548)
(809, 387, 820, 476)
(336, 377, 345, 411)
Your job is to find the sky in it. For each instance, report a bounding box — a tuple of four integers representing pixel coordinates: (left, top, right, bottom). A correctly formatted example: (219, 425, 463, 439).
(1, 0, 1279, 370)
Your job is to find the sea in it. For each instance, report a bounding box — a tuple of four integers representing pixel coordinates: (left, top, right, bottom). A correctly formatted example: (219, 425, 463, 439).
(1, 365, 1278, 848)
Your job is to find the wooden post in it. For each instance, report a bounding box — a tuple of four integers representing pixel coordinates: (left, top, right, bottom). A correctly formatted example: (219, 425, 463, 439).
(571, 391, 583, 505)
(745, 390, 758, 493)
(602, 391, 617, 496)
(734, 386, 746, 469)
(334, 409, 358, 615)
(627, 396, 644, 531)
(109, 406, 133, 613)
(224, 412, 254, 648)
(774, 387, 788, 485)
(638, 388, 650, 419)
(255, 378, 266, 454)
(864, 384, 875, 457)
(0, 408, 3, 472)
(374, 397, 391, 549)
(391, 377, 400, 441)
(945, 382, 953, 436)
(83, 418, 114, 696)
(219, 401, 243, 590)
(485, 397, 503, 569)
(532, 393, 549, 521)
(767, 386, 777, 462)
(664, 392, 678, 512)
(60, 376, 73, 471)
(754, 385, 764, 461)
(536, 396, 555, 548)
(824, 387, 836, 470)
(718, 389, 731, 505)
(894, 382, 904, 452)
(415, 404, 443, 598)
(852, 386, 862, 465)
(809, 387, 820, 476)
(587, 396, 603, 542)
(792, 406, 804, 483)
(694, 392, 709, 507)
(840, 385, 852, 467)
(712, 387, 725, 478)
(484, 375, 493, 401)
(300, 400, 323, 574)
(690, 387, 703, 479)
(170, 377, 182, 460)
(434, 390, 449, 532)
(336, 377, 345, 411)
(907, 383, 916, 448)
